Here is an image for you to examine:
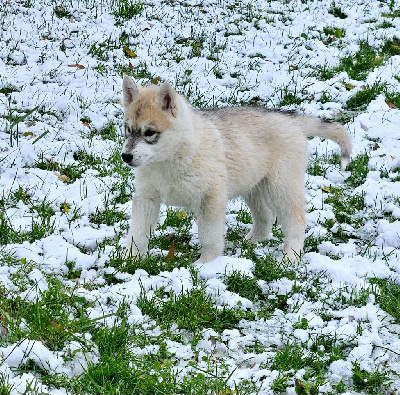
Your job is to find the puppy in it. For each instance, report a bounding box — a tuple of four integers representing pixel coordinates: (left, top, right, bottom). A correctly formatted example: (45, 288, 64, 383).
(121, 75, 351, 263)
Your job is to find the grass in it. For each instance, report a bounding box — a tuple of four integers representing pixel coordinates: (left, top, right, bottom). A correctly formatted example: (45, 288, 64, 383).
(1, 0, 400, 393)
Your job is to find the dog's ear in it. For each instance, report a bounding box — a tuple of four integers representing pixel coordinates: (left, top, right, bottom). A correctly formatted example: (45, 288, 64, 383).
(122, 75, 138, 108)
(156, 82, 177, 117)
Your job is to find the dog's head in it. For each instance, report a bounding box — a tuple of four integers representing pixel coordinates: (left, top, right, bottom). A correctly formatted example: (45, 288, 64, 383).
(121, 75, 181, 167)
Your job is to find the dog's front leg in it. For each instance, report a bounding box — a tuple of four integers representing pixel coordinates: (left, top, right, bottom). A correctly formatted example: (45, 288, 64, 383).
(194, 194, 226, 264)
(126, 194, 160, 258)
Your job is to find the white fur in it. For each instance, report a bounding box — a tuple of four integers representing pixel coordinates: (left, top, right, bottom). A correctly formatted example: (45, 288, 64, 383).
(121, 76, 352, 263)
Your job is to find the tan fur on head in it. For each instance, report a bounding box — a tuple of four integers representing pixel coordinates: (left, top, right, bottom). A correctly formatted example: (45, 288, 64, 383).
(124, 85, 173, 133)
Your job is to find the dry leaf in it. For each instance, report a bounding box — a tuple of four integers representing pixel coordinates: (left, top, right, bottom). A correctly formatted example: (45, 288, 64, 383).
(23, 131, 35, 137)
(0, 324, 7, 337)
(64, 200, 70, 213)
(54, 172, 71, 183)
(322, 186, 331, 193)
(128, 62, 134, 70)
(22, 188, 29, 199)
(166, 239, 175, 262)
(82, 121, 91, 129)
(344, 83, 355, 90)
(290, 65, 298, 70)
(386, 101, 398, 109)
(46, 157, 59, 166)
(68, 63, 85, 69)
(152, 76, 161, 84)
(123, 46, 137, 58)
(50, 321, 63, 331)
(391, 155, 396, 160)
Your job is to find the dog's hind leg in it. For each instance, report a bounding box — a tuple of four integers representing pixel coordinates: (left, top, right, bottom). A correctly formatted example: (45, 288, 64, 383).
(243, 182, 275, 243)
(266, 175, 306, 261)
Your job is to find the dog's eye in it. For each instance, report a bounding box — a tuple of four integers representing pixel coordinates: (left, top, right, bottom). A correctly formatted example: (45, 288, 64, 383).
(144, 129, 156, 138)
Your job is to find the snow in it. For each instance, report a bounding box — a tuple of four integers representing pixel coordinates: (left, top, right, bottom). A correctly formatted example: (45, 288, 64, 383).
(1, 0, 400, 393)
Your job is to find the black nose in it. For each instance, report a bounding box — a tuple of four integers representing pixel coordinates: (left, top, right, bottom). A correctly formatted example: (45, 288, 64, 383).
(121, 153, 133, 163)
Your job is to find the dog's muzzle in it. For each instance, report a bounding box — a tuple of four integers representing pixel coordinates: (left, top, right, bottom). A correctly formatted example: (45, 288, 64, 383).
(121, 153, 133, 164)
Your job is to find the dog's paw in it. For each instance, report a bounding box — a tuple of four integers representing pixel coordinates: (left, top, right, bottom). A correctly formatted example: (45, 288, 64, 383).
(244, 230, 270, 244)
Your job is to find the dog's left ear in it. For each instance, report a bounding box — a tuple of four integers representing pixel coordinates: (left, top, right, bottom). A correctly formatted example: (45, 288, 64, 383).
(156, 82, 177, 117)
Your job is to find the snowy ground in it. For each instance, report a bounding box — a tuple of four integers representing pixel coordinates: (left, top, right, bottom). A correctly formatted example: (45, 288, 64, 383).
(1, 0, 400, 393)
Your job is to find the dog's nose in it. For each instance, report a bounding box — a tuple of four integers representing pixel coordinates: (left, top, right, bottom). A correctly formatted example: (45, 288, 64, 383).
(121, 153, 133, 163)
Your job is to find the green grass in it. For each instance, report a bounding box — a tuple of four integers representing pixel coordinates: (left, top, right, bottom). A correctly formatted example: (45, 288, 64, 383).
(137, 286, 254, 333)
(1, 0, 400, 393)
(0, 275, 98, 351)
(352, 362, 392, 393)
(346, 152, 370, 187)
(370, 278, 400, 324)
(346, 82, 387, 111)
(328, 1, 347, 19)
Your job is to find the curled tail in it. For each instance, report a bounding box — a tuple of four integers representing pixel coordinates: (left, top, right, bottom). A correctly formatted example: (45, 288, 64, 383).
(306, 119, 352, 170)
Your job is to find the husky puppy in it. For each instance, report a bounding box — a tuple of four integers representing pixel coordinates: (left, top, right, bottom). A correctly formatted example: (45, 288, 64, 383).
(121, 75, 351, 263)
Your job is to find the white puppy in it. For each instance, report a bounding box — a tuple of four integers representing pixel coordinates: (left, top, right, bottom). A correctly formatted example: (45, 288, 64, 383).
(121, 75, 351, 263)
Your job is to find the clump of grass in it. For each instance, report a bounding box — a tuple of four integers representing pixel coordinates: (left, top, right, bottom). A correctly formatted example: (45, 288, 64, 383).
(352, 362, 392, 393)
(223, 271, 263, 302)
(323, 186, 364, 228)
(137, 286, 253, 333)
(342, 42, 383, 81)
(85, 121, 120, 141)
(89, 205, 127, 227)
(0, 197, 56, 245)
(278, 88, 307, 107)
(346, 152, 370, 187)
(346, 82, 387, 111)
(0, 84, 20, 95)
(0, 277, 97, 351)
(53, 5, 71, 19)
(385, 91, 400, 108)
(0, 373, 14, 395)
(307, 153, 340, 177)
(370, 278, 400, 324)
(112, 0, 145, 22)
(328, 1, 347, 19)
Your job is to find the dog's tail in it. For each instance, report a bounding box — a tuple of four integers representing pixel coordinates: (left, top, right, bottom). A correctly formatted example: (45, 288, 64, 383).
(306, 119, 352, 170)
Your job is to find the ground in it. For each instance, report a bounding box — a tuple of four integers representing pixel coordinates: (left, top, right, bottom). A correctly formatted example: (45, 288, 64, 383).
(0, 0, 400, 394)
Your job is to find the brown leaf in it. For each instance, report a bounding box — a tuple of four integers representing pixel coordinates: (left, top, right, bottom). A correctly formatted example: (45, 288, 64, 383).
(386, 101, 398, 109)
(166, 239, 175, 262)
(54, 172, 71, 183)
(290, 65, 298, 70)
(152, 76, 161, 85)
(68, 63, 85, 69)
(23, 131, 35, 137)
(128, 62, 134, 70)
(82, 121, 91, 129)
(50, 321, 62, 331)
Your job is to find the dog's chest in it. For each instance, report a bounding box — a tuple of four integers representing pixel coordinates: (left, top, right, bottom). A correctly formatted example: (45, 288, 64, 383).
(150, 166, 202, 209)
